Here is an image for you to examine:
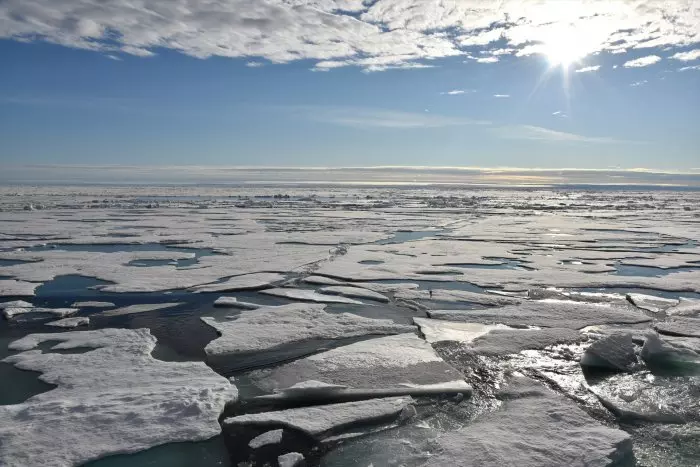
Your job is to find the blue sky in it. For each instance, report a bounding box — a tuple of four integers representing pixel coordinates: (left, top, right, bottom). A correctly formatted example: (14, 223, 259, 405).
(1, 0, 699, 173)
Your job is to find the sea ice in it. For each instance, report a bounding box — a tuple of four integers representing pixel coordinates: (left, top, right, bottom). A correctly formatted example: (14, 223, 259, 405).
(224, 397, 413, 439)
(2, 306, 78, 320)
(0, 328, 236, 467)
(580, 333, 637, 372)
(654, 317, 700, 338)
(213, 296, 261, 309)
(190, 272, 285, 293)
(0, 279, 39, 297)
(278, 452, 305, 467)
(202, 303, 413, 357)
(319, 286, 389, 303)
(46, 316, 90, 328)
(248, 429, 284, 449)
(71, 301, 115, 308)
(397, 289, 521, 306)
(99, 302, 180, 317)
(424, 377, 632, 467)
(428, 300, 651, 329)
(665, 298, 700, 317)
(625, 293, 678, 314)
(260, 288, 364, 304)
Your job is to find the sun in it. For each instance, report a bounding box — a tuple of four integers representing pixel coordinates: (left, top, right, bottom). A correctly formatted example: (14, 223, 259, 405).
(541, 26, 590, 69)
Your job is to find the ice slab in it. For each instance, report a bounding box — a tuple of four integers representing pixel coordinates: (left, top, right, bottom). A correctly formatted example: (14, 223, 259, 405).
(0, 300, 32, 309)
(99, 302, 180, 317)
(426, 378, 632, 467)
(213, 296, 260, 309)
(626, 293, 678, 313)
(261, 288, 364, 304)
(319, 286, 389, 303)
(248, 429, 283, 449)
(247, 333, 469, 395)
(580, 333, 637, 372)
(413, 318, 509, 344)
(191, 273, 285, 293)
(46, 316, 90, 328)
(428, 300, 651, 330)
(665, 298, 700, 317)
(202, 303, 413, 357)
(641, 333, 700, 370)
(71, 301, 115, 308)
(3, 306, 77, 320)
(224, 397, 412, 439)
(1, 328, 236, 467)
(397, 289, 521, 306)
(654, 317, 700, 338)
(0, 279, 39, 297)
(278, 452, 304, 467)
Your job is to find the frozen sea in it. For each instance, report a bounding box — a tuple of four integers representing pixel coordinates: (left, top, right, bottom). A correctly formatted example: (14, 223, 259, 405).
(1, 184, 700, 466)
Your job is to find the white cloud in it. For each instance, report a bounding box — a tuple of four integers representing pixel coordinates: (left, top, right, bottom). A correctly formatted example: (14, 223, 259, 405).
(630, 80, 648, 87)
(679, 65, 700, 71)
(493, 94, 510, 98)
(441, 90, 470, 95)
(498, 125, 629, 144)
(246, 61, 264, 68)
(623, 55, 662, 68)
(575, 65, 600, 73)
(0, 1, 698, 71)
(295, 106, 489, 129)
(670, 49, 700, 61)
(552, 111, 567, 118)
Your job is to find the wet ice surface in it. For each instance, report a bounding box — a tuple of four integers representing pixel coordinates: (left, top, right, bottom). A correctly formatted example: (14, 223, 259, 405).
(1, 185, 700, 466)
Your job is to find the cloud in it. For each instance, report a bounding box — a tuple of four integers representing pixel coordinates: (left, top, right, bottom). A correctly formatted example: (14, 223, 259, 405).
(575, 65, 600, 73)
(493, 94, 510, 98)
(294, 106, 489, 129)
(0, 1, 698, 71)
(441, 90, 474, 96)
(670, 49, 700, 61)
(498, 125, 631, 144)
(246, 61, 264, 68)
(679, 65, 700, 72)
(623, 55, 662, 68)
(630, 80, 648, 87)
(552, 111, 567, 118)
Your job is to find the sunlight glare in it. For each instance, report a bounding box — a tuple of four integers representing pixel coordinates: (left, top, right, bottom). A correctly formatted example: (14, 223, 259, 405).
(541, 25, 590, 68)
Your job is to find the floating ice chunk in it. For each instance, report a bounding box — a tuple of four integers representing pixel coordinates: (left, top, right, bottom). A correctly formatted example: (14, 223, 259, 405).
(626, 293, 678, 313)
(468, 328, 582, 357)
(191, 273, 285, 293)
(3, 306, 77, 320)
(303, 275, 347, 286)
(398, 289, 520, 306)
(202, 303, 413, 357)
(641, 333, 700, 370)
(580, 333, 637, 372)
(319, 286, 389, 303)
(0, 279, 39, 297)
(665, 298, 700, 317)
(1, 328, 237, 467)
(224, 397, 413, 439)
(249, 429, 284, 449)
(428, 300, 651, 330)
(100, 302, 180, 317)
(46, 316, 90, 328)
(654, 317, 700, 338)
(426, 377, 632, 467)
(71, 301, 115, 308)
(278, 452, 305, 467)
(0, 300, 32, 309)
(213, 296, 260, 309)
(248, 333, 469, 395)
(280, 380, 349, 395)
(413, 318, 508, 344)
(261, 288, 364, 304)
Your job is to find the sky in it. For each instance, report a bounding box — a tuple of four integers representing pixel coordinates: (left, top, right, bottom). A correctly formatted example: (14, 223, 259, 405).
(0, 0, 699, 178)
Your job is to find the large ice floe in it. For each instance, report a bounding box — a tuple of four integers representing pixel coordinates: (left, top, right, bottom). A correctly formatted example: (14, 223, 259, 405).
(0, 328, 237, 467)
(201, 303, 413, 358)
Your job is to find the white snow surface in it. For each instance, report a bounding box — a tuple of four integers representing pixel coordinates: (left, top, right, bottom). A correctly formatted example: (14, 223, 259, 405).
(224, 397, 412, 438)
(99, 302, 180, 317)
(413, 318, 510, 344)
(626, 293, 679, 313)
(0, 300, 32, 309)
(202, 303, 413, 357)
(71, 301, 115, 308)
(2, 306, 78, 320)
(1, 328, 237, 467)
(397, 288, 521, 306)
(0, 279, 39, 297)
(248, 429, 284, 449)
(46, 316, 90, 328)
(190, 272, 285, 293)
(319, 285, 389, 302)
(261, 288, 364, 304)
(248, 333, 469, 394)
(423, 377, 632, 467)
(213, 296, 261, 309)
(278, 452, 305, 467)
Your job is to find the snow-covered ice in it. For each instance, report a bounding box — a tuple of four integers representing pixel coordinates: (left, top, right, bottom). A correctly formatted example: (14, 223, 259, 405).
(190, 272, 285, 293)
(0, 279, 39, 297)
(213, 296, 261, 309)
(99, 302, 180, 317)
(71, 301, 115, 308)
(319, 285, 389, 303)
(46, 316, 90, 328)
(248, 429, 284, 449)
(2, 306, 78, 320)
(1, 328, 237, 467)
(202, 303, 413, 357)
(278, 452, 305, 467)
(260, 288, 365, 304)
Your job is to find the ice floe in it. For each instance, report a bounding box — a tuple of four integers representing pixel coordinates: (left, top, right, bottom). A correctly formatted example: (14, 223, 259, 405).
(213, 296, 261, 309)
(46, 316, 90, 328)
(2, 306, 78, 320)
(580, 333, 638, 372)
(0, 279, 39, 297)
(318, 286, 389, 303)
(248, 429, 284, 449)
(278, 452, 305, 467)
(224, 397, 413, 439)
(428, 300, 651, 329)
(190, 272, 285, 293)
(71, 301, 115, 308)
(99, 302, 181, 317)
(397, 288, 521, 306)
(626, 293, 679, 314)
(0, 328, 237, 467)
(201, 303, 413, 358)
(260, 288, 364, 304)
(247, 333, 469, 395)
(654, 317, 700, 338)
